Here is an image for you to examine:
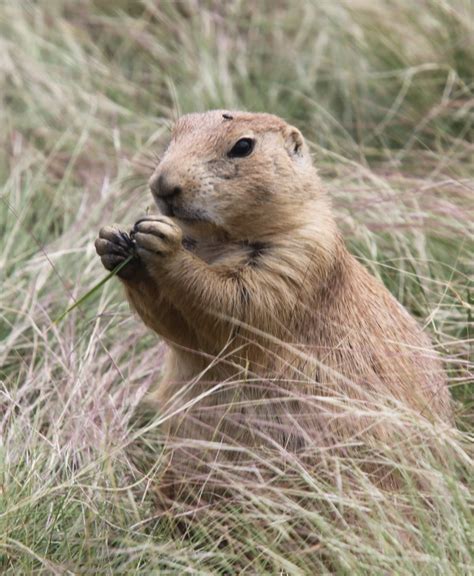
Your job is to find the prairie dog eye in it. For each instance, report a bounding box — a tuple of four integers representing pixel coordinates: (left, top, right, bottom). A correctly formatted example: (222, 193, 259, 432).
(228, 138, 255, 158)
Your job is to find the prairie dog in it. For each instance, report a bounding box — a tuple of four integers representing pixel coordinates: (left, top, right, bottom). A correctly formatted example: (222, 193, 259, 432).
(95, 110, 451, 494)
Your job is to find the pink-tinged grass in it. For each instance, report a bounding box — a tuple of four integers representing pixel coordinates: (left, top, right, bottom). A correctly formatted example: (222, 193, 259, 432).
(1, 0, 472, 573)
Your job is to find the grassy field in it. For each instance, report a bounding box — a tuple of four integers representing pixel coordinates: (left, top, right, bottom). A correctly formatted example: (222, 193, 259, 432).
(1, 0, 473, 573)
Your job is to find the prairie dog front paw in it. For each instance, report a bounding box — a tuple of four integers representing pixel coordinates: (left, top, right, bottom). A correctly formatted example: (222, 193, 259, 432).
(131, 216, 183, 259)
(95, 225, 140, 279)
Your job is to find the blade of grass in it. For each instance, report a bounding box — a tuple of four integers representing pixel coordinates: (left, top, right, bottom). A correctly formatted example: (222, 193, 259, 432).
(54, 255, 133, 323)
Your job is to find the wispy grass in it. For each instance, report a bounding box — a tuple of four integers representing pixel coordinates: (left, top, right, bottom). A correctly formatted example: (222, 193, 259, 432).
(0, 0, 472, 573)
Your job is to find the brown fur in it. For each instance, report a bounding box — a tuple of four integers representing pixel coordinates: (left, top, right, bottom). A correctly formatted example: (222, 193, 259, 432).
(95, 110, 451, 498)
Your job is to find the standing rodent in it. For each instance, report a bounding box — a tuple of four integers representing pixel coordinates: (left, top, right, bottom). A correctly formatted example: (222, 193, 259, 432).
(95, 110, 451, 498)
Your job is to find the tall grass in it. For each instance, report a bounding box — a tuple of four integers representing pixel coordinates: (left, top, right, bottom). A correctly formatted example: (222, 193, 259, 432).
(0, 0, 472, 573)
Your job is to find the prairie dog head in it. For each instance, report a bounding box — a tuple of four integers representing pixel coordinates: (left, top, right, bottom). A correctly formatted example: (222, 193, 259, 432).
(149, 110, 325, 240)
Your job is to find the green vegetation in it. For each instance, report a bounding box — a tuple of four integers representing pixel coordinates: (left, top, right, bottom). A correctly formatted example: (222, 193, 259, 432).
(1, 1, 472, 573)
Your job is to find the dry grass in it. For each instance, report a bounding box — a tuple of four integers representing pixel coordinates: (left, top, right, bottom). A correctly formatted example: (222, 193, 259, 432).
(0, 0, 473, 573)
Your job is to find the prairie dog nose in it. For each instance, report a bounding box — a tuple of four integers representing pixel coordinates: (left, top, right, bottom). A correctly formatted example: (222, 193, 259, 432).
(150, 171, 182, 199)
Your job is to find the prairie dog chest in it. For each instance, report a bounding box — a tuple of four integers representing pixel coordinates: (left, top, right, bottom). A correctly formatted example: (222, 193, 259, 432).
(185, 236, 264, 270)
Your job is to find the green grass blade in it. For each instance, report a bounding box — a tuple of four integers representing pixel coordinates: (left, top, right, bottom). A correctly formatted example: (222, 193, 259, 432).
(54, 255, 133, 323)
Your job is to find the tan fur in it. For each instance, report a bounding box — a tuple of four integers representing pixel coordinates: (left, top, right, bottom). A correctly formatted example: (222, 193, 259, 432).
(96, 110, 451, 497)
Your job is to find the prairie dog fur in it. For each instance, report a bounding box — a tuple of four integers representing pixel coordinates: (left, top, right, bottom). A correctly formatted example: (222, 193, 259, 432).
(95, 110, 451, 493)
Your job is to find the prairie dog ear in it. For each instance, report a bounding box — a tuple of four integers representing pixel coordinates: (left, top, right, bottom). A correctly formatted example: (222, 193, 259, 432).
(284, 127, 305, 158)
